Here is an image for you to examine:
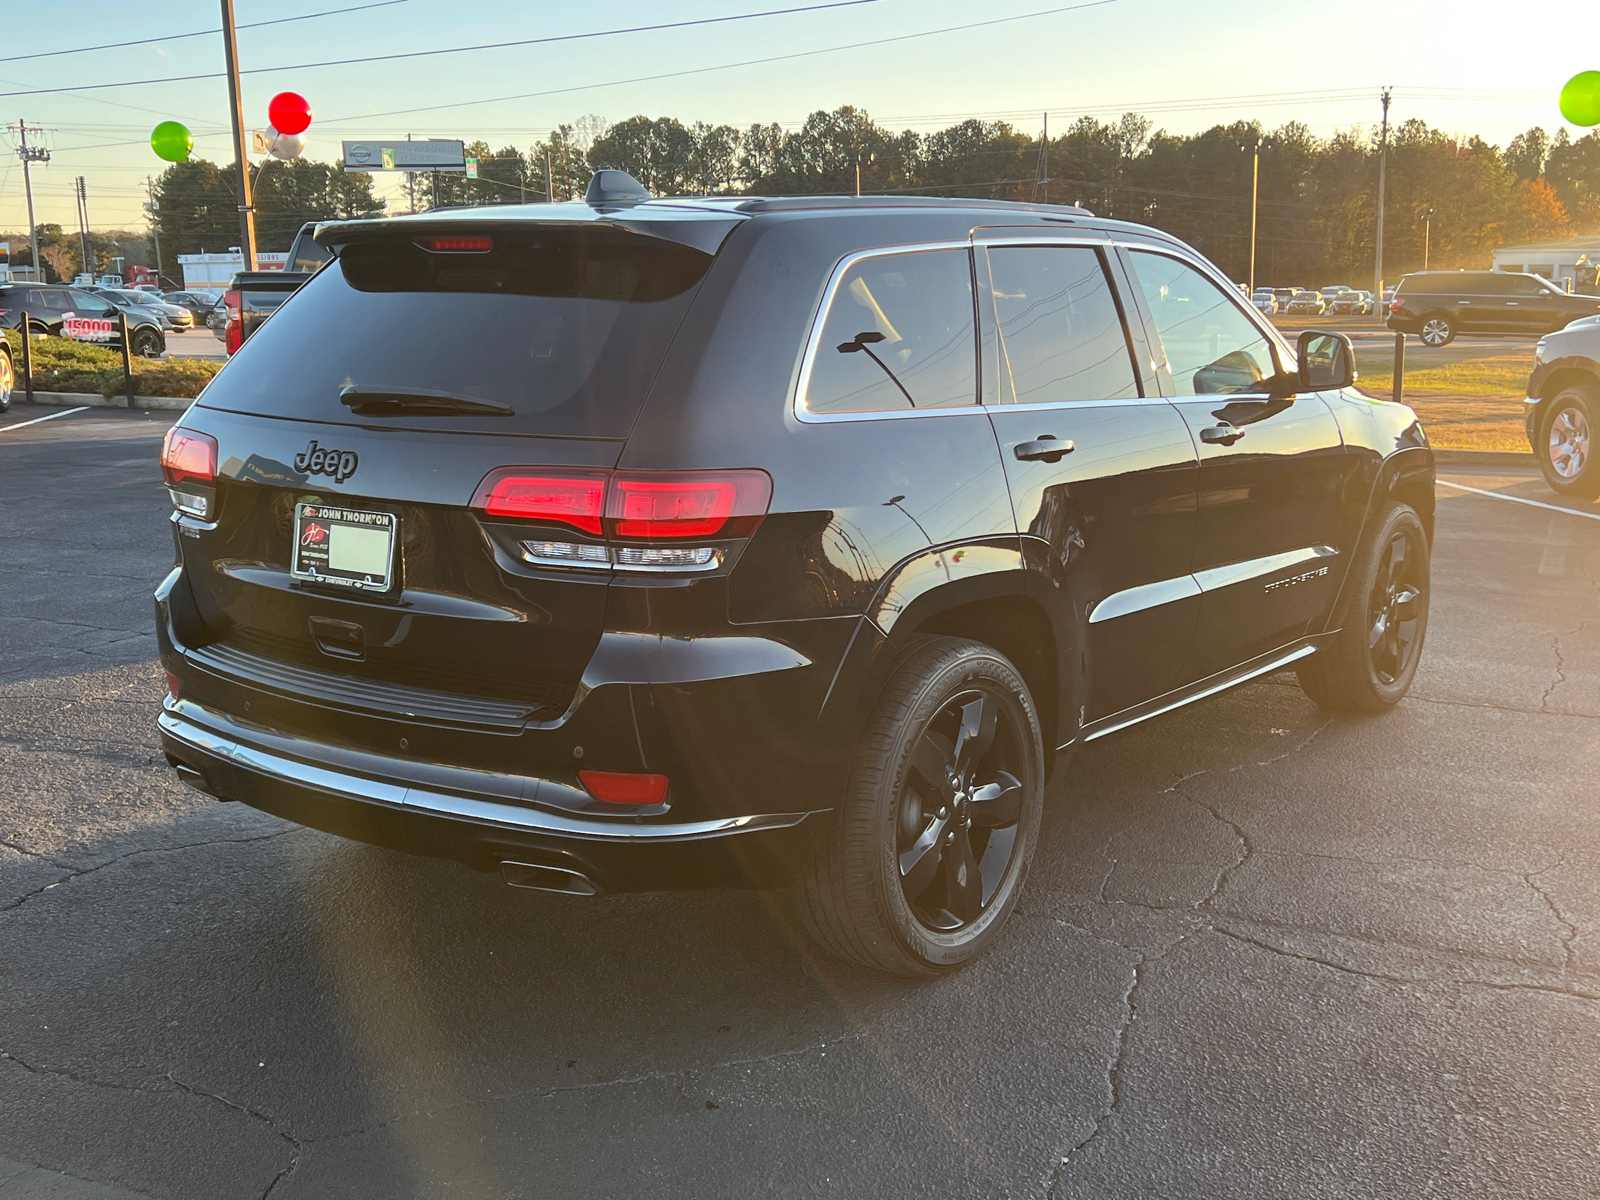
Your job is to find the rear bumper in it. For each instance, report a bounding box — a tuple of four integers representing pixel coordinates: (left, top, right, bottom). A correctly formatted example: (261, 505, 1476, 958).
(159, 697, 828, 891)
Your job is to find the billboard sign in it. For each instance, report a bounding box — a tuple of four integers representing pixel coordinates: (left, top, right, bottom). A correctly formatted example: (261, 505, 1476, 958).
(342, 139, 467, 173)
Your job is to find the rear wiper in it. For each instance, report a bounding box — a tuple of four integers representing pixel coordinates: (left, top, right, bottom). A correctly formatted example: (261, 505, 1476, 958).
(339, 385, 512, 416)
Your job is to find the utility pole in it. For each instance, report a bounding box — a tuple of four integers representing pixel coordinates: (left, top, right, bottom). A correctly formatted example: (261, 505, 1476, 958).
(544, 149, 553, 202)
(1033, 113, 1050, 203)
(75, 176, 90, 276)
(1422, 205, 1435, 270)
(219, 0, 257, 269)
(1249, 144, 1259, 294)
(146, 178, 165, 288)
(13, 120, 49, 282)
(1372, 88, 1391, 305)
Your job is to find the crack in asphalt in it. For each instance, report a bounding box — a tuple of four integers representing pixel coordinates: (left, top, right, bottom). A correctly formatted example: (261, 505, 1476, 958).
(1160, 717, 1335, 909)
(166, 1073, 302, 1200)
(1408, 693, 1600, 721)
(305, 1035, 866, 1149)
(0, 1050, 300, 1200)
(1050, 933, 1198, 1190)
(1526, 863, 1580, 983)
(0, 828, 299, 914)
(1540, 621, 1586, 713)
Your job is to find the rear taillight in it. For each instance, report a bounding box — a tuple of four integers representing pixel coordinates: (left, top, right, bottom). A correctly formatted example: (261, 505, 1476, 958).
(579, 770, 669, 806)
(161, 428, 217, 486)
(471, 467, 772, 572)
(224, 318, 243, 355)
(417, 236, 493, 253)
(472, 470, 608, 534)
(1389, 299, 1403, 313)
(607, 471, 771, 540)
(161, 427, 218, 519)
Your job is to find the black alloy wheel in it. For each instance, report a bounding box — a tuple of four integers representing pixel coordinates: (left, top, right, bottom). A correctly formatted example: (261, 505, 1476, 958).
(896, 689, 1026, 931)
(133, 329, 163, 359)
(1419, 313, 1455, 347)
(1366, 530, 1423, 687)
(1297, 502, 1430, 713)
(795, 636, 1044, 976)
(1536, 383, 1599, 499)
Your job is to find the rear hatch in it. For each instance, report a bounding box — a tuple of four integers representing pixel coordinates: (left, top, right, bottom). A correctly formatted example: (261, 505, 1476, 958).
(178, 220, 719, 734)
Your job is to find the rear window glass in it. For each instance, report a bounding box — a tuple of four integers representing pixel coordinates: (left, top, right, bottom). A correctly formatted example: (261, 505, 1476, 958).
(198, 227, 712, 437)
(803, 247, 977, 414)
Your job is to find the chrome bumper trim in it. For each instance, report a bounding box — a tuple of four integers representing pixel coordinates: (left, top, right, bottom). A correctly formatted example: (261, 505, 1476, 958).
(158, 709, 822, 843)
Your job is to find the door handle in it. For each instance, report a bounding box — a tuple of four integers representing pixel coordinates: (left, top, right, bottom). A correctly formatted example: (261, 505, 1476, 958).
(1505, 302, 1519, 306)
(1199, 423, 1244, 446)
(1014, 435, 1075, 463)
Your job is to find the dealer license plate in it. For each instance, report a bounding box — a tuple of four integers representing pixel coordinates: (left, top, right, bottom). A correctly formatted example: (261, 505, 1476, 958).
(291, 503, 398, 592)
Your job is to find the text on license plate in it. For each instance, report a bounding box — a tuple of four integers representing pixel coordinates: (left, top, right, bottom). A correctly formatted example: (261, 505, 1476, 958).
(292, 503, 397, 591)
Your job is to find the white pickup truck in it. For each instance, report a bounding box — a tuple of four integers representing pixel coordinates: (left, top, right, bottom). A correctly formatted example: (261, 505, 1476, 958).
(1526, 314, 1600, 497)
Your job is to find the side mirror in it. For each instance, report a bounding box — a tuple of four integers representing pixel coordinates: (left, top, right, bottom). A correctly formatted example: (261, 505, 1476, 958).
(1297, 330, 1356, 391)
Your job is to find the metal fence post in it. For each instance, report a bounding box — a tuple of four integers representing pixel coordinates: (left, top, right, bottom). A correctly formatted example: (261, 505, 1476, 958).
(118, 312, 135, 409)
(1392, 331, 1405, 405)
(20, 311, 33, 405)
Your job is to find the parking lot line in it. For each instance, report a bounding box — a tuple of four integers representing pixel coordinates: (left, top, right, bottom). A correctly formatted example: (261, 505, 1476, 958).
(1437, 478, 1600, 523)
(0, 406, 92, 433)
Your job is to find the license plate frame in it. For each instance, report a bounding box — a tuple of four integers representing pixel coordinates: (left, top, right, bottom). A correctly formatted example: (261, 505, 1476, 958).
(291, 502, 399, 593)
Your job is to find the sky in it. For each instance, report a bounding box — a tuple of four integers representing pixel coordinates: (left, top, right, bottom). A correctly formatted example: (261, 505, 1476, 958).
(0, 0, 1593, 232)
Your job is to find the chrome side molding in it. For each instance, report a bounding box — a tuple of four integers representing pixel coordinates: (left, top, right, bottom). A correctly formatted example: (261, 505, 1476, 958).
(1089, 545, 1339, 624)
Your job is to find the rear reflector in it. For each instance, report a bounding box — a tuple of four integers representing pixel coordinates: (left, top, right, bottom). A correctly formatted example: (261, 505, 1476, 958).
(417, 236, 493, 253)
(607, 470, 771, 540)
(473, 470, 607, 535)
(579, 770, 669, 805)
(161, 427, 217, 486)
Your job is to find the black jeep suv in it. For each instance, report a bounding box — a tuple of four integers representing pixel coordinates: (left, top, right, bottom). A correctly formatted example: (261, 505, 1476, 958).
(1387, 269, 1600, 346)
(157, 173, 1435, 976)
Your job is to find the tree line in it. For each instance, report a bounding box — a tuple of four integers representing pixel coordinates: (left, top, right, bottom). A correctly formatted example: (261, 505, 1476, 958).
(137, 105, 1600, 287)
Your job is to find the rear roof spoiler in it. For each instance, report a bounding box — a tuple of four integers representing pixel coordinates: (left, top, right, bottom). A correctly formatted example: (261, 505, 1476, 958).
(314, 202, 746, 259)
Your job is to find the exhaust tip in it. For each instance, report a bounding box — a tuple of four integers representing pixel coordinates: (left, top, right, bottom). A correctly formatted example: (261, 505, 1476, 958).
(171, 761, 234, 801)
(500, 861, 601, 896)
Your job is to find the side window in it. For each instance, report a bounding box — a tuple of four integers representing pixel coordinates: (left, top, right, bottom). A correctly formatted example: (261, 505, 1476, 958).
(803, 248, 977, 414)
(31, 289, 68, 311)
(1507, 275, 1547, 296)
(982, 245, 1139, 404)
(1128, 250, 1278, 396)
(1475, 274, 1514, 295)
(66, 291, 112, 316)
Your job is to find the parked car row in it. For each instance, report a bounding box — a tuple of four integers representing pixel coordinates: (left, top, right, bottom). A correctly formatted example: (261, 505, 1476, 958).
(0, 282, 166, 357)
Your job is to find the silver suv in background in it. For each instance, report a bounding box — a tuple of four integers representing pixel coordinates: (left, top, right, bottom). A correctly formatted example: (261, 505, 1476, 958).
(1526, 315, 1600, 497)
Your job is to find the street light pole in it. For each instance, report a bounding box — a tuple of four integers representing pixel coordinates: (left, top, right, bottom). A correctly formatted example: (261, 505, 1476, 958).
(1372, 88, 1392, 303)
(1249, 144, 1260, 295)
(1423, 206, 1435, 270)
(219, 0, 257, 270)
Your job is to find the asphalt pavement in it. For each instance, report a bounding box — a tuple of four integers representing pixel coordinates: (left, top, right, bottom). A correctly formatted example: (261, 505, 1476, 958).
(2, 407, 1598, 1198)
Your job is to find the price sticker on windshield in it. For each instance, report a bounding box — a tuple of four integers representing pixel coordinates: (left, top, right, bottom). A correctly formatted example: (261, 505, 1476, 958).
(61, 316, 116, 342)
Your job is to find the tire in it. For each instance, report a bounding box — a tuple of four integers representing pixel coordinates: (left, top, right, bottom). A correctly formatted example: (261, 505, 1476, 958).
(1418, 312, 1455, 347)
(1298, 503, 1430, 713)
(0, 345, 12, 412)
(133, 329, 163, 358)
(1535, 382, 1599, 499)
(794, 636, 1045, 977)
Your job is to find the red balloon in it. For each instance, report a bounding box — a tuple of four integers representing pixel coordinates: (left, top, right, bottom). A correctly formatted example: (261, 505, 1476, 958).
(267, 92, 312, 136)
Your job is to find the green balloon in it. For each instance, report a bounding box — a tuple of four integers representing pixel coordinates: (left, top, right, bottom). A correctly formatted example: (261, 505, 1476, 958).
(1560, 71, 1600, 127)
(150, 121, 193, 163)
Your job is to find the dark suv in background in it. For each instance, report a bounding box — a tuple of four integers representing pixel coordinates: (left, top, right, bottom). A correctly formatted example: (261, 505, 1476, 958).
(1388, 269, 1600, 346)
(156, 173, 1435, 976)
(0, 283, 167, 357)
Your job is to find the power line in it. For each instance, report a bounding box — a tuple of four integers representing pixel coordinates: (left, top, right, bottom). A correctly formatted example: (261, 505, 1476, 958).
(5, 0, 412, 64)
(312, 0, 1125, 127)
(0, 0, 887, 98)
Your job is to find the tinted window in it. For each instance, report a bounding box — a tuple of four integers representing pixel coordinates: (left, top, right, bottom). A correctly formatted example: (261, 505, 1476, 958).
(1129, 250, 1277, 396)
(30, 289, 69, 311)
(983, 246, 1138, 404)
(198, 227, 713, 437)
(804, 248, 977, 414)
(1398, 274, 1449, 295)
(1474, 274, 1514, 295)
(1507, 275, 1549, 295)
(65, 291, 114, 316)
(291, 234, 333, 273)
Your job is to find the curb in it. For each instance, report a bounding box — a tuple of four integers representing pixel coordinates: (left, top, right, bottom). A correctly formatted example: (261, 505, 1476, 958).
(18, 390, 192, 413)
(1432, 448, 1534, 466)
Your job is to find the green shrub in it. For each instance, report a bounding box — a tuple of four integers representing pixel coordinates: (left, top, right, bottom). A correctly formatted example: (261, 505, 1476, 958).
(3, 330, 223, 399)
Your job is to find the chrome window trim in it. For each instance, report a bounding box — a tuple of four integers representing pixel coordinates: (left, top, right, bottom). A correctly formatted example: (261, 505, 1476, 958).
(791, 232, 1287, 425)
(1088, 545, 1338, 625)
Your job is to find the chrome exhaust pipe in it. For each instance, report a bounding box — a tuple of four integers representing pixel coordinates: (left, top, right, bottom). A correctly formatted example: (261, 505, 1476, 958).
(500, 861, 601, 896)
